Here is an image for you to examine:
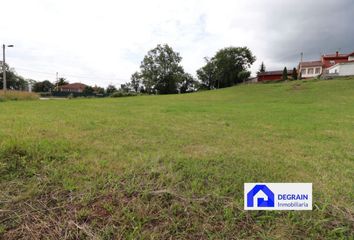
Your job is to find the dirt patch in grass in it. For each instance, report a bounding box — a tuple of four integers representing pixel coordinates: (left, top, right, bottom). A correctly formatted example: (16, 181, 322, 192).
(290, 83, 306, 91)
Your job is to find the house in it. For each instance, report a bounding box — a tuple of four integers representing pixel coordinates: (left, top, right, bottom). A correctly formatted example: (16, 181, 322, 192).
(257, 70, 293, 82)
(59, 83, 87, 93)
(327, 61, 354, 76)
(299, 51, 354, 78)
(298, 61, 323, 78)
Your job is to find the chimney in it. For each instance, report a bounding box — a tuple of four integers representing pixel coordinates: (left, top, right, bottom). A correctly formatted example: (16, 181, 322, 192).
(336, 51, 339, 57)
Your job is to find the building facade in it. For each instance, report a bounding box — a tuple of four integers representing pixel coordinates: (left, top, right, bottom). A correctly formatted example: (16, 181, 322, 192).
(299, 51, 354, 78)
(327, 61, 354, 76)
(257, 70, 294, 82)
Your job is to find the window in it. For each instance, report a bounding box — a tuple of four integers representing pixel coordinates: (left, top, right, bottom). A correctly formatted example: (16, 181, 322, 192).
(315, 68, 321, 74)
(307, 68, 314, 75)
(301, 68, 306, 75)
(330, 60, 335, 65)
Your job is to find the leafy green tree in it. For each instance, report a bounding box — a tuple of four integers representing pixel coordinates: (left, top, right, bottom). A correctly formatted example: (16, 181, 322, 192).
(106, 84, 117, 94)
(180, 73, 198, 93)
(130, 71, 141, 92)
(196, 57, 218, 90)
(57, 78, 68, 86)
(120, 83, 132, 93)
(53, 77, 69, 91)
(213, 46, 256, 87)
(139, 44, 185, 94)
(33, 80, 54, 92)
(0, 64, 28, 90)
(292, 68, 298, 80)
(259, 62, 266, 73)
(282, 67, 288, 80)
(83, 86, 94, 95)
(93, 85, 105, 94)
(237, 70, 251, 83)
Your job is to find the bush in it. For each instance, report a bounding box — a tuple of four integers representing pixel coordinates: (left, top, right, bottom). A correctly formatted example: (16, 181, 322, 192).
(110, 91, 138, 98)
(39, 92, 52, 97)
(0, 90, 39, 101)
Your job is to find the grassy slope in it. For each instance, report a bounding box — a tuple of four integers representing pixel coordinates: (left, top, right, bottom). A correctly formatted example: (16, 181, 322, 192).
(0, 79, 353, 239)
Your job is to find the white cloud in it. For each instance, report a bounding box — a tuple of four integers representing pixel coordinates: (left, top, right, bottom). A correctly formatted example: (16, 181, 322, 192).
(1, 0, 353, 87)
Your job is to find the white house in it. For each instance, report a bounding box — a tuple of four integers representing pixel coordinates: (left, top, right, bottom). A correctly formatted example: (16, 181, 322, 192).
(298, 61, 323, 78)
(327, 61, 354, 76)
(298, 51, 354, 78)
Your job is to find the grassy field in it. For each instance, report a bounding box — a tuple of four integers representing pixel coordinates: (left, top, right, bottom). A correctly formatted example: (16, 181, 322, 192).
(0, 78, 353, 239)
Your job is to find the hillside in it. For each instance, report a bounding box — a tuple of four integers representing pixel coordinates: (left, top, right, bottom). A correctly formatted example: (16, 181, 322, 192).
(1, 78, 353, 239)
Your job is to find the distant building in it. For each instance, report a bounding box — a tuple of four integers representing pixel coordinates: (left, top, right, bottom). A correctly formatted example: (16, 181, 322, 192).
(59, 83, 87, 93)
(257, 70, 293, 82)
(298, 61, 323, 78)
(299, 51, 354, 78)
(327, 61, 354, 76)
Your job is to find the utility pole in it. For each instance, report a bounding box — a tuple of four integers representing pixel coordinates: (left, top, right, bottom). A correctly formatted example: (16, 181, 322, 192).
(2, 44, 6, 92)
(2, 44, 14, 92)
(56, 72, 59, 91)
(300, 52, 303, 63)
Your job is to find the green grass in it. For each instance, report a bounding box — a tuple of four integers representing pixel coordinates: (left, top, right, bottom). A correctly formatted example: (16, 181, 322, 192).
(0, 78, 353, 239)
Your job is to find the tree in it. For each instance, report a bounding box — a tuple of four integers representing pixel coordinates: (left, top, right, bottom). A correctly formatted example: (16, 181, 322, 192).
(0, 64, 28, 90)
(259, 62, 266, 73)
(180, 73, 198, 93)
(57, 78, 68, 86)
(282, 67, 288, 80)
(196, 57, 218, 90)
(120, 83, 132, 93)
(83, 86, 94, 95)
(211, 46, 256, 87)
(237, 70, 251, 83)
(130, 71, 141, 92)
(106, 84, 117, 94)
(54, 77, 69, 91)
(139, 44, 185, 94)
(33, 80, 54, 92)
(292, 68, 298, 80)
(93, 85, 105, 94)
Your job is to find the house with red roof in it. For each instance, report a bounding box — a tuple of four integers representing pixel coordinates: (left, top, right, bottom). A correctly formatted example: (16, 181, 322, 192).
(257, 70, 294, 82)
(59, 83, 87, 93)
(299, 51, 354, 78)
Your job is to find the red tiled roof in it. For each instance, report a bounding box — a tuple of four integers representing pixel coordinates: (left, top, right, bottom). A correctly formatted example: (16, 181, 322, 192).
(322, 51, 354, 58)
(60, 83, 87, 90)
(299, 61, 323, 67)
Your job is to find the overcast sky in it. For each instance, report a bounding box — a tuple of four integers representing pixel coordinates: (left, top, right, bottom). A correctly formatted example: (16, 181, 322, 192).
(1, 0, 354, 87)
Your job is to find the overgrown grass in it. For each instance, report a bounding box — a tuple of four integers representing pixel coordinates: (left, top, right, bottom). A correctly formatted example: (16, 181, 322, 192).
(0, 90, 39, 101)
(0, 78, 353, 239)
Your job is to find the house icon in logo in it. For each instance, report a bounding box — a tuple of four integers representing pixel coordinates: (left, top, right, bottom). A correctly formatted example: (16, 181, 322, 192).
(247, 184, 274, 207)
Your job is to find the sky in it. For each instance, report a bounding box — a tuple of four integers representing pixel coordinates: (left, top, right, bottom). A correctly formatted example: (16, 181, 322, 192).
(1, 0, 354, 87)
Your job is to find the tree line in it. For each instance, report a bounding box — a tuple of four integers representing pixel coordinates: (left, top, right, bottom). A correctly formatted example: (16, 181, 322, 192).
(1, 44, 257, 96)
(122, 44, 256, 94)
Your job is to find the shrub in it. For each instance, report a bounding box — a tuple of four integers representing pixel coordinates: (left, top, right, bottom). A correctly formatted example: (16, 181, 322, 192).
(39, 92, 52, 97)
(110, 91, 138, 98)
(0, 90, 39, 101)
